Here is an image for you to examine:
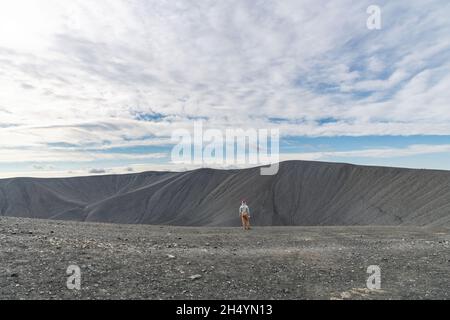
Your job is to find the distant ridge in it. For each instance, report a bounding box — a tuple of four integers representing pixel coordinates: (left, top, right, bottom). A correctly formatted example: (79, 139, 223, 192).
(1, 161, 449, 227)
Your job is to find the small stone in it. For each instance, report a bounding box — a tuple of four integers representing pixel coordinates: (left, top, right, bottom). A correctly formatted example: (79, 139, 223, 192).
(167, 254, 176, 259)
(341, 292, 352, 299)
(189, 274, 202, 281)
(15, 260, 29, 264)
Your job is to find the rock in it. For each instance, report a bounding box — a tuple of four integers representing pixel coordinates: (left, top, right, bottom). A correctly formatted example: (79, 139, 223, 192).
(189, 274, 202, 281)
(341, 292, 352, 299)
(167, 254, 176, 259)
(15, 260, 29, 264)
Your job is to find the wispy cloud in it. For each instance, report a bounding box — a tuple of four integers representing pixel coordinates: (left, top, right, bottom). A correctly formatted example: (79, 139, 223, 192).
(0, 147, 167, 163)
(281, 144, 450, 161)
(0, 0, 449, 175)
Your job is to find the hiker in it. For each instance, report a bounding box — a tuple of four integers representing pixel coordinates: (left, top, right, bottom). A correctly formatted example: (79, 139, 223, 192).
(239, 200, 251, 230)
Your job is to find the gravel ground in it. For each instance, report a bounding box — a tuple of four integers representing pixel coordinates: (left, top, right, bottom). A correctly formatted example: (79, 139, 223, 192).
(0, 216, 449, 300)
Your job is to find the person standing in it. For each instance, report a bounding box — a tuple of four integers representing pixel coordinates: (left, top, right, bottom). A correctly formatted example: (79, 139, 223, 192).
(239, 200, 251, 230)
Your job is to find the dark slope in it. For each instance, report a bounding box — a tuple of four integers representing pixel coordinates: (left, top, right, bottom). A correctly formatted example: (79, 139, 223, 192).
(1, 161, 450, 226)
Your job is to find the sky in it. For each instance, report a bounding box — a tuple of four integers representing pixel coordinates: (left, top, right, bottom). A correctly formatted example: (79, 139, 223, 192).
(0, 0, 450, 178)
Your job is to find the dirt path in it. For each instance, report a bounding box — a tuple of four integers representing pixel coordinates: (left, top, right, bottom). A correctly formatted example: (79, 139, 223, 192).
(0, 217, 449, 299)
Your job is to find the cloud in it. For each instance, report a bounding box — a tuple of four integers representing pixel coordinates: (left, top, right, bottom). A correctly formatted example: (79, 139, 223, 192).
(0, 0, 449, 173)
(281, 144, 450, 161)
(88, 168, 107, 174)
(2, 142, 450, 178)
(32, 164, 55, 170)
(0, 146, 167, 163)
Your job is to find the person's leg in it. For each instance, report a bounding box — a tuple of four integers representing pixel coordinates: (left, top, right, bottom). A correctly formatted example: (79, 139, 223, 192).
(246, 216, 251, 230)
(241, 214, 246, 230)
(243, 214, 250, 230)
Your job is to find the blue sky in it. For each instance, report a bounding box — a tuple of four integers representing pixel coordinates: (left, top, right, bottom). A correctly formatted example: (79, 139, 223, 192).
(0, 0, 450, 177)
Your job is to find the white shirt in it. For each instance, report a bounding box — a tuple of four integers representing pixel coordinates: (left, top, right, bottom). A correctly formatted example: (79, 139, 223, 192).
(239, 204, 250, 216)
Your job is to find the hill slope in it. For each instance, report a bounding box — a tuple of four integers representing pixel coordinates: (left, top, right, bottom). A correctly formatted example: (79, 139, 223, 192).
(1, 161, 450, 226)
